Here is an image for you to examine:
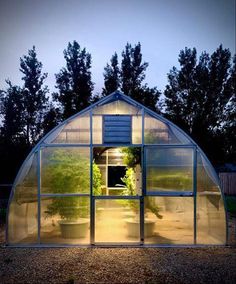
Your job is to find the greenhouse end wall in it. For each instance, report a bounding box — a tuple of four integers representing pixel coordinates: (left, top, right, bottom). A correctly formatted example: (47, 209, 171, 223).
(6, 91, 227, 246)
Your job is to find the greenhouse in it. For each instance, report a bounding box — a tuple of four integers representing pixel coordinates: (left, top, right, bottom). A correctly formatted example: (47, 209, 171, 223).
(6, 91, 227, 246)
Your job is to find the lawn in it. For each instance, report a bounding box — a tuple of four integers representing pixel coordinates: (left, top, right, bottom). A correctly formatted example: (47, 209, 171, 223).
(225, 196, 236, 214)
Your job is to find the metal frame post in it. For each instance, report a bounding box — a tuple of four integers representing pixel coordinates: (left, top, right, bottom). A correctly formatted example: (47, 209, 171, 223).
(37, 149, 41, 244)
(90, 110, 95, 244)
(193, 147, 197, 244)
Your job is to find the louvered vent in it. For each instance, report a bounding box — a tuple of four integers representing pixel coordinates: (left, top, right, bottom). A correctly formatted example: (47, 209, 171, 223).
(103, 115, 131, 144)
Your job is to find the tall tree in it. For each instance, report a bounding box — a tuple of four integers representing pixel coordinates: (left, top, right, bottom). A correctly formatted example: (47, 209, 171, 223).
(222, 54, 236, 163)
(102, 52, 120, 96)
(20, 46, 49, 145)
(54, 41, 94, 119)
(121, 42, 148, 97)
(164, 47, 198, 132)
(164, 45, 234, 164)
(103, 42, 160, 110)
(0, 81, 28, 183)
(0, 81, 25, 142)
(42, 103, 61, 136)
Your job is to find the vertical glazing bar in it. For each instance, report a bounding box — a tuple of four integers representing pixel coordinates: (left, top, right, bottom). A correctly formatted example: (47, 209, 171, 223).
(141, 108, 145, 145)
(193, 147, 197, 245)
(140, 108, 145, 244)
(140, 196, 144, 244)
(142, 108, 146, 196)
(37, 149, 41, 244)
(90, 109, 94, 244)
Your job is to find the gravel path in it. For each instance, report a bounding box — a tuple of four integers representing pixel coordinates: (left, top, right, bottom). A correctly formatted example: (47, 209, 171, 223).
(0, 218, 236, 284)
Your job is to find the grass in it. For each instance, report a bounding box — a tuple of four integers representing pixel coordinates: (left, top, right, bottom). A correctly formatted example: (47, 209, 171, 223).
(225, 195, 236, 214)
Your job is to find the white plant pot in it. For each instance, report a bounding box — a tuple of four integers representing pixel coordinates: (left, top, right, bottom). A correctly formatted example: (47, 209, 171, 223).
(58, 218, 89, 239)
(126, 218, 156, 237)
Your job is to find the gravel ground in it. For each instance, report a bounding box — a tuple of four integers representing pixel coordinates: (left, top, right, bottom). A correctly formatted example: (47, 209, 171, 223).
(0, 216, 236, 284)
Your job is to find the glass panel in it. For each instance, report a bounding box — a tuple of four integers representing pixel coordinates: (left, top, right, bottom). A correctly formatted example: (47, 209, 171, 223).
(98, 166, 106, 186)
(95, 199, 140, 242)
(92, 115, 102, 144)
(8, 154, 38, 244)
(93, 147, 142, 196)
(196, 152, 226, 244)
(41, 147, 90, 194)
(144, 113, 190, 144)
(144, 197, 194, 244)
(146, 147, 193, 192)
(108, 148, 124, 165)
(169, 125, 191, 144)
(132, 115, 142, 144)
(93, 99, 142, 115)
(51, 112, 90, 144)
(40, 196, 90, 244)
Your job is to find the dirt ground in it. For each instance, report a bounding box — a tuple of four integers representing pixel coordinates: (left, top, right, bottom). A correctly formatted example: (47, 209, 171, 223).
(0, 217, 236, 284)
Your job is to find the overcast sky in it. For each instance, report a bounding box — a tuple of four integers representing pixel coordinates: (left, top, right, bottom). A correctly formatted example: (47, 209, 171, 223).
(0, 0, 235, 95)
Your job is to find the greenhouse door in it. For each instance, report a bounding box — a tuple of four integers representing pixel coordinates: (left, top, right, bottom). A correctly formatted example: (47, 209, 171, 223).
(92, 147, 143, 245)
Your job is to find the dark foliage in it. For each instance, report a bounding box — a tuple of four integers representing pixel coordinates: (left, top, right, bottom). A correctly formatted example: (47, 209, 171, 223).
(20, 46, 49, 145)
(164, 45, 235, 164)
(0, 47, 49, 183)
(53, 41, 94, 119)
(102, 42, 161, 111)
(102, 52, 120, 96)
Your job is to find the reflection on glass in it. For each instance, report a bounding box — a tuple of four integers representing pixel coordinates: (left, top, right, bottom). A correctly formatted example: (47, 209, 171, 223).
(132, 115, 142, 144)
(93, 100, 142, 115)
(40, 196, 90, 244)
(196, 152, 226, 244)
(95, 199, 140, 242)
(144, 197, 194, 244)
(41, 147, 90, 194)
(144, 113, 190, 144)
(146, 148, 193, 192)
(93, 115, 102, 144)
(52, 113, 90, 144)
(8, 154, 38, 244)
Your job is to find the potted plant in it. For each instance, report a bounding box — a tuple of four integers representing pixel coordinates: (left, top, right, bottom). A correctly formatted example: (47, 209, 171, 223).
(121, 147, 162, 238)
(44, 149, 101, 239)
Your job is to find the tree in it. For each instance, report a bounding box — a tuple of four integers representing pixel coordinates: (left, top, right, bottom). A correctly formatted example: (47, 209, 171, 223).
(0, 81, 29, 183)
(42, 103, 61, 136)
(102, 52, 120, 96)
(54, 41, 94, 119)
(222, 54, 236, 163)
(121, 42, 148, 97)
(102, 42, 160, 110)
(20, 46, 49, 145)
(0, 81, 25, 143)
(164, 45, 235, 165)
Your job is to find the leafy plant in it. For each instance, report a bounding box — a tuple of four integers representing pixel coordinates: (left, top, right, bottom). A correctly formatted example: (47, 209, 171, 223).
(121, 148, 162, 219)
(120, 168, 139, 214)
(44, 149, 101, 221)
(93, 162, 102, 196)
(121, 147, 141, 168)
